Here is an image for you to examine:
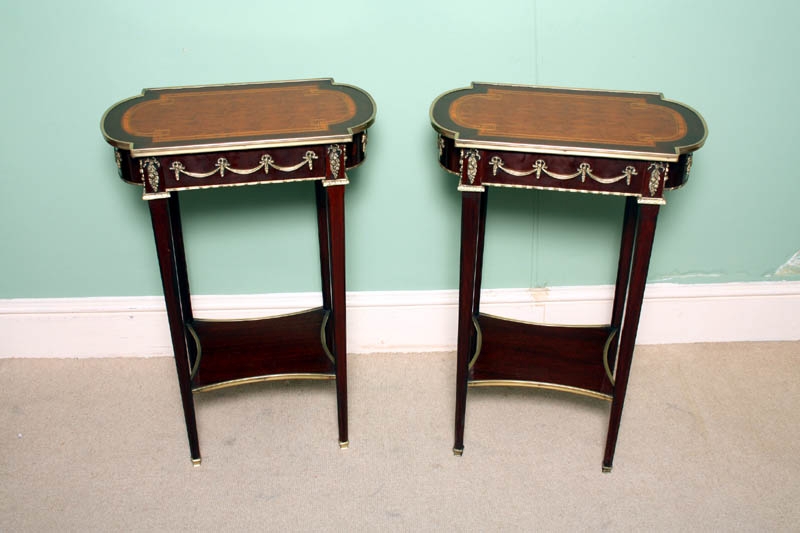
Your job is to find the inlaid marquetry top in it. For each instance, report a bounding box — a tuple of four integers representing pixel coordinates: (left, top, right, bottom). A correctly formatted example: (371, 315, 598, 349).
(102, 79, 376, 157)
(431, 82, 707, 162)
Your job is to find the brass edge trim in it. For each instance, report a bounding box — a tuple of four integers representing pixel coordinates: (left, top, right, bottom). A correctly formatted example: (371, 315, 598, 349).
(454, 138, 681, 163)
(192, 458, 202, 467)
(100, 91, 144, 151)
(468, 380, 613, 401)
(143, 192, 171, 201)
(103, 117, 350, 156)
(346, 158, 367, 171)
(128, 134, 356, 158)
(320, 311, 335, 364)
(485, 182, 639, 199)
(330, 79, 378, 134)
(438, 161, 460, 177)
(160, 176, 324, 194)
(192, 373, 336, 393)
(322, 177, 350, 187)
(666, 180, 688, 192)
(193, 306, 324, 323)
(468, 316, 483, 370)
(458, 184, 485, 192)
(186, 323, 203, 380)
(478, 311, 611, 330)
(659, 97, 709, 153)
(339, 441, 349, 449)
(637, 197, 666, 205)
(428, 83, 472, 141)
(602, 329, 618, 387)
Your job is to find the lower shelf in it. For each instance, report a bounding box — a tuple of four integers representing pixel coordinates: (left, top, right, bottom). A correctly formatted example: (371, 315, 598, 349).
(469, 313, 616, 399)
(188, 307, 336, 391)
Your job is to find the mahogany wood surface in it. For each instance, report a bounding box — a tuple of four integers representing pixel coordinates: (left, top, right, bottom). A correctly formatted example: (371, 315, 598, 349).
(437, 136, 694, 197)
(432, 83, 706, 161)
(189, 310, 334, 389)
(453, 191, 483, 454)
(608, 197, 639, 375)
(148, 196, 201, 461)
(103, 79, 375, 156)
(435, 82, 707, 471)
(102, 79, 372, 462)
(603, 203, 660, 471)
(324, 183, 349, 445)
(113, 137, 367, 189)
(471, 315, 615, 397)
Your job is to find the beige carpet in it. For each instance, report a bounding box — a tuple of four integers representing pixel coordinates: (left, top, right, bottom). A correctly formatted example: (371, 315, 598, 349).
(2, 342, 799, 531)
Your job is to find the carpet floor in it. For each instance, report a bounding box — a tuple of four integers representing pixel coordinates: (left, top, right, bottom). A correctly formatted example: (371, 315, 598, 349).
(2, 342, 799, 531)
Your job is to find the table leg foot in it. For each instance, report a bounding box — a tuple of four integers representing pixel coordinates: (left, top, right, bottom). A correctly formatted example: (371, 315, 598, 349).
(602, 464, 612, 473)
(192, 458, 202, 467)
(453, 447, 464, 457)
(339, 441, 349, 450)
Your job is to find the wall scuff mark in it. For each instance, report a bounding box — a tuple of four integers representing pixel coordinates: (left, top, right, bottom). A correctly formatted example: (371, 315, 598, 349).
(773, 250, 800, 277)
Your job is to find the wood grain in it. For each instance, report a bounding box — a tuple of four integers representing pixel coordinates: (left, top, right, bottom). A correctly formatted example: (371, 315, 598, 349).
(450, 88, 686, 147)
(122, 86, 356, 143)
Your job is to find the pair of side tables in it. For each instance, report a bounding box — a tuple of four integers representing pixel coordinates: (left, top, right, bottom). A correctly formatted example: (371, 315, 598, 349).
(101, 78, 707, 471)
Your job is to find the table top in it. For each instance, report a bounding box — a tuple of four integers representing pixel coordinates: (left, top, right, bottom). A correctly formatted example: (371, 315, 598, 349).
(102, 78, 376, 158)
(431, 82, 707, 162)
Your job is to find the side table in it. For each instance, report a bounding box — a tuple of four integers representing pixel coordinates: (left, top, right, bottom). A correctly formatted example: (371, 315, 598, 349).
(101, 79, 376, 465)
(431, 82, 707, 471)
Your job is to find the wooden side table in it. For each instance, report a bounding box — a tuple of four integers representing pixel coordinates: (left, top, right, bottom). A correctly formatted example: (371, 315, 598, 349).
(431, 82, 707, 471)
(101, 79, 376, 465)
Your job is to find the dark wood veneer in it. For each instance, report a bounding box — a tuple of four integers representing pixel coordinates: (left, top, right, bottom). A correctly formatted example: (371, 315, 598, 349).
(437, 135, 693, 197)
(102, 79, 375, 464)
(103, 79, 375, 156)
(189, 310, 335, 389)
(432, 83, 706, 160)
(433, 82, 707, 471)
(472, 315, 615, 397)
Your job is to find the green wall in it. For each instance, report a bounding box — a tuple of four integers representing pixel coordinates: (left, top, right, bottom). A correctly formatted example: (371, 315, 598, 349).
(1, 0, 799, 299)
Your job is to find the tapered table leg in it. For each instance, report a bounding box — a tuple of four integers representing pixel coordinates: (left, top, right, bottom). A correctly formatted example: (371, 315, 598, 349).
(608, 197, 639, 374)
(315, 181, 333, 313)
(454, 190, 485, 455)
(324, 183, 348, 448)
(473, 190, 489, 313)
(148, 195, 201, 465)
(603, 202, 660, 472)
(167, 194, 198, 372)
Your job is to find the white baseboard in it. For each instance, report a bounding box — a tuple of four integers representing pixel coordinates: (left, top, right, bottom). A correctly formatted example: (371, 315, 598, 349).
(1, 281, 799, 358)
